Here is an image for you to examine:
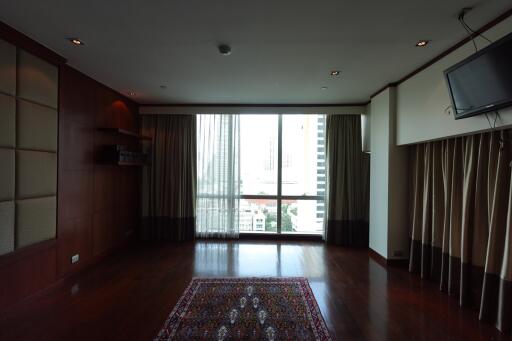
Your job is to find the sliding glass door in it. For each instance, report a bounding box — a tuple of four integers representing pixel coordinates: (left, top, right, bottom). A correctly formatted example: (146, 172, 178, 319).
(239, 114, 325, 235)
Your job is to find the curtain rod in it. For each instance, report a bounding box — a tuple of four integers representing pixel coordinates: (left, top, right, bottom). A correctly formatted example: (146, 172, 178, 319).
(139, 105, 367, 116)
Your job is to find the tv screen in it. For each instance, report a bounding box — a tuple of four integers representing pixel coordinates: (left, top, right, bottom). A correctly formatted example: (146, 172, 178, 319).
(444, 32, 512, 119)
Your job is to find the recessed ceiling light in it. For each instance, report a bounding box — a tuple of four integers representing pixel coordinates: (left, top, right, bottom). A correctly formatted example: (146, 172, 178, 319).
(67, 38, 85, 46)
(128, 91, 136, 96)
(330, 70, 340, 76)
(321, 86, 328, 90)
(415, 40, 430, 47)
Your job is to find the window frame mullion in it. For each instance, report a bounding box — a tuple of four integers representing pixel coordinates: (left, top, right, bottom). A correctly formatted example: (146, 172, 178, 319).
(277, 113, 283, 234)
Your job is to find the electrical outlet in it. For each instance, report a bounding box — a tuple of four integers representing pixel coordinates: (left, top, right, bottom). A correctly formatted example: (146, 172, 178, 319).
(71, 254, 79, 264)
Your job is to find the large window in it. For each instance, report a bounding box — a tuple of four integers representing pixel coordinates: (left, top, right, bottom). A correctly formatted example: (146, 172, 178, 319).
(240, 114, 325, 235)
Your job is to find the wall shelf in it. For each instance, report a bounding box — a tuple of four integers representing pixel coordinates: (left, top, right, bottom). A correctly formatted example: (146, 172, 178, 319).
(98, 127, 151, 140)
(97, 128, 151, 166)
(117, 161, 148, 167)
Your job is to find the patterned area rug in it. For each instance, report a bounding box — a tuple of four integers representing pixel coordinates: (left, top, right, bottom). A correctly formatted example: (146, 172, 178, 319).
(156, 277, 331, 340)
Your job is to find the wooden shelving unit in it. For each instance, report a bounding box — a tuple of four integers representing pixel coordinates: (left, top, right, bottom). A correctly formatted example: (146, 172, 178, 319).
(98, 127, 152, 140)
(117, 161, 147, 167)
(97, 127, 152, 166)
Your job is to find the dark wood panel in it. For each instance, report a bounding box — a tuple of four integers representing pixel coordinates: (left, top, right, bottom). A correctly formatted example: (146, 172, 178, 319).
(59, 120, 95, 171)
(58, 67, 96, 127)
(95, 88, 120, 129)
(0, 241, 508, 341)
(57, 216, 93, 276)
(0, 243, 57, 311)
(117, 208, 137, 236)
(0, 26, 139, 313)
(93, 167, 117, 212)
(92, 211, 115, 257)
(58, 65, 139, 278)
(113, 100, 137, 132)
(116, 168, 140, 209)
(58, 170, 93, 221)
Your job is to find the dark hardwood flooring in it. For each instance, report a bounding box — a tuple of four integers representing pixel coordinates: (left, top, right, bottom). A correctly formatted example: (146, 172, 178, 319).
(0, 240, 508, 341)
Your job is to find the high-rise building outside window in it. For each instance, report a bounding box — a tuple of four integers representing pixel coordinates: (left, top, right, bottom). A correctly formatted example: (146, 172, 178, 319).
(239, 114, 325, 235)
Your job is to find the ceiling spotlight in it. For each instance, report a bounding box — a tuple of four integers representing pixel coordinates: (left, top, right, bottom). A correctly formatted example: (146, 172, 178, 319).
(330, 70, 340, 76)
(67, 38, 85, 46)
(218, 44, 232, 56)
(415, 40, 430, 47)
(321, 86, 328, 90)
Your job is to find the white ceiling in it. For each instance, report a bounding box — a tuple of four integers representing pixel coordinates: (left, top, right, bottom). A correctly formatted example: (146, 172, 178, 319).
(0, 0, 510, 105)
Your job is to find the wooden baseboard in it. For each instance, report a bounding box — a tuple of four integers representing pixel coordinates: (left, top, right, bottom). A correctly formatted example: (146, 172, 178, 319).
(0, 239, 57, 267)
(238, 233, 323, 242)
(387, 258, 409, 268)
(369, 248, 409, 268)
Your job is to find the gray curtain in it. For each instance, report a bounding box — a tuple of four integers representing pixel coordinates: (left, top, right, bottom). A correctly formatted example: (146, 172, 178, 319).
(409, 130, 512, 332)
(325, 114, 370, 246)
(140, 115, 196, 241)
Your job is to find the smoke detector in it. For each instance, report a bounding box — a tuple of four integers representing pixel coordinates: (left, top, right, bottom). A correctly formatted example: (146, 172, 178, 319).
(218, 44, 232, 56)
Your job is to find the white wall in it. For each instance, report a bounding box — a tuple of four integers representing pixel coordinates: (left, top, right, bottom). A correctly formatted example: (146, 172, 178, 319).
(371, 13, 512, 260)
(361, 103, 371, 152)
(387, 89, 409, 258)
(369, 89, 390, 258)
(397, 16, 512, 145)
(369, 88, 409, 259)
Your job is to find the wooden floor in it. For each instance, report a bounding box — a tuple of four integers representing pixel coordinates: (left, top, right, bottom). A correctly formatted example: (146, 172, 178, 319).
(0, 240, 508, 341)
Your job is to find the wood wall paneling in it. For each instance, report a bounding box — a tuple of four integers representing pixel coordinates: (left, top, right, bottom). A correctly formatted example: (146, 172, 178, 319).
(0, 34, 59, 311)
(57, 216, 93, 275)
(92, 211, 115, 257)
(0, 241, 57, 309)
(58, 65, 139, 277)
(0, 24, 139, 312)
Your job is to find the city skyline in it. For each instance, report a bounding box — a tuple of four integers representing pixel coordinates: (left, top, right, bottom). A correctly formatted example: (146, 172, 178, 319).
(197, 114, 326, 234)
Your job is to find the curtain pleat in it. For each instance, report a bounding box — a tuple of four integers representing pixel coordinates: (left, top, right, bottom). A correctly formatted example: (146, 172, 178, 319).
(196, 114, 240, 239)
(140, 115, 196, 241)
(409, 130, 512, 332)
(325, 115, 370, 246)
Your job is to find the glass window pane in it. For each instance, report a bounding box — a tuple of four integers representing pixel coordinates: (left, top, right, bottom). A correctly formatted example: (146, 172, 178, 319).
(281, 199, 324, 234)
(239, 198, 278, 233)
(240, 115, 278, 195)
(282, 115, 325, 196)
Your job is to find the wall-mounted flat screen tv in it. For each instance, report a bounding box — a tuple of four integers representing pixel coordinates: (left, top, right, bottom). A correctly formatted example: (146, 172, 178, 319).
(444, 32, 512, 119)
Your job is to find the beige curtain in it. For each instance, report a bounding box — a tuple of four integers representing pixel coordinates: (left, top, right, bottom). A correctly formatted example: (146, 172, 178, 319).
(140, 115, 196, 241)
(409, 130, 512, 332)
(325, 114, 370, 246)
